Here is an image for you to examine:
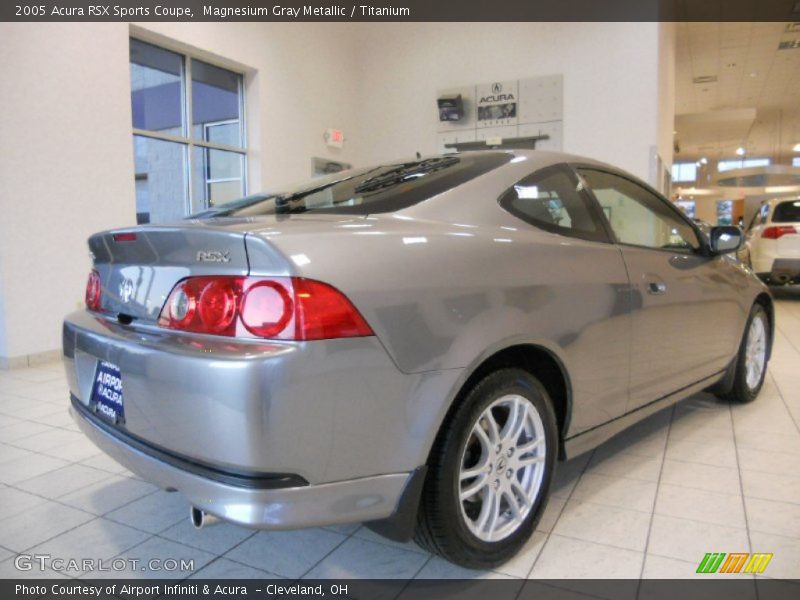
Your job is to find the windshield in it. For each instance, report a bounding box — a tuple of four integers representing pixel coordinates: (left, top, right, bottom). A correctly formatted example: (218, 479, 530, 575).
(772, 200, 800, 223)
(192, 153, 510, 218)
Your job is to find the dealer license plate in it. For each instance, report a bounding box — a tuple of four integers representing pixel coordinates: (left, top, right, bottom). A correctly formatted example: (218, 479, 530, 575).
(90, 361, 125, 424)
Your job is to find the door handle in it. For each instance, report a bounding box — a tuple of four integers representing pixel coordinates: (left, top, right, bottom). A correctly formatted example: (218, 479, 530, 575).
(647, 281, 667, 295)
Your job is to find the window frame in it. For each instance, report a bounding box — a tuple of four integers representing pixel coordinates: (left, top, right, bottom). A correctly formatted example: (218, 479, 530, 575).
(130, 38, 248, 216)
(717, 157, 771, 173)
(497, 163, 614, 244)
(573, 164, 709, 256)
(671, 162, 698, 183)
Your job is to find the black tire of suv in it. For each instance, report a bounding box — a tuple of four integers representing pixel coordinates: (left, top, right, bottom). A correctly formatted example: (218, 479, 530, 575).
(414, 368, 558, 569)
(717, 303, 770, 404)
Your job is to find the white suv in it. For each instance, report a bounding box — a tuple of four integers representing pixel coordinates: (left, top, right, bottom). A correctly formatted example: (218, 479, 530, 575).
(743, 197, 800, 285)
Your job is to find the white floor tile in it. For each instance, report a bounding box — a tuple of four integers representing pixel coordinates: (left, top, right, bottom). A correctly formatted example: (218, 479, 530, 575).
(659, 459, 742, 496)
(304, 537, 429, 579)
(495, 530, 548, 578)
(159, 519, 254, 554)
(0, 452, 70, 485)
(641, 554, 704, 579)
(224, 528, 347, 579)
(27, 518, 150, 574)
(15, 463, 112, 499)
(654, 483, 747, 529)
(58, 474, 158, 515)
(0, 443, 35, 465)
(92, 537, 216, 579)
(189, 557, 283, 579)
(586, 447, 663, 482)
(0, 420, 54, 443)
(665, 437, 738, 469)
(105, 490, 189, 534)
(414, 556, 515, 579)
(553, 498, 652, 551)
(0, 501, 94, 552)
(647, 514, 750, 563)
(740, 469, 800, 505)
(745, 497, 800, 539)
(748, 531, 800, 581)
(530, 534, 644, 579)
(569, 472, 657, 513)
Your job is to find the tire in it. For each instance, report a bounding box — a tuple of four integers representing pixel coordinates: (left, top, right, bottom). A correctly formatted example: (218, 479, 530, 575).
(414, 368, 558, 569)
(718, 304, 770, 403)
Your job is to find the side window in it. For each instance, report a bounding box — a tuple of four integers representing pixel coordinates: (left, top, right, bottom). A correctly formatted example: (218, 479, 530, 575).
(579, 169, 701, 252)
(499, 166, 609, 243)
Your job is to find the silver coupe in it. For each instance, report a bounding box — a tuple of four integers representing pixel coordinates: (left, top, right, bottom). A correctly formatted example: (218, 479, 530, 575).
(63, 150, 772, 568)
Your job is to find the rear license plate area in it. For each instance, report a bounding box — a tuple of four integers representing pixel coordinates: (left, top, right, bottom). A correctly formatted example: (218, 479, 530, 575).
(90, 361, 125, 425)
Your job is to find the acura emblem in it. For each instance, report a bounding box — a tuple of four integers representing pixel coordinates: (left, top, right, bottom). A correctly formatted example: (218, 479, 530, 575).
(118, 278, 134, 303)
(492, 82, 502, 94)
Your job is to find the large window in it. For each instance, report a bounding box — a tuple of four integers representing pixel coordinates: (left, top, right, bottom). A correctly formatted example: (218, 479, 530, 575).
(130, 39, 246, 224)
(498, 166, 609, 242)
(579, 169, 700, 253)
(717, 158, 770, 172)
(671, 162, 697, 183)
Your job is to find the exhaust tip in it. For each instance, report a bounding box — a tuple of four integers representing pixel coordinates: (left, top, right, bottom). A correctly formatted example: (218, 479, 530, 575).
(190, 506, 220, 529)
(190, 506, 205, 529)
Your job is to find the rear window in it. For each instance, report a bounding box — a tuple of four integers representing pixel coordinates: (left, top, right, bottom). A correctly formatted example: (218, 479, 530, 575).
(772, 200, 800, 223)
(193, 153, 511, 218)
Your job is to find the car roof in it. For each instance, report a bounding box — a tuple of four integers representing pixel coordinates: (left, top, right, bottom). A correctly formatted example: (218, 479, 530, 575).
(451, 149, 619, 172)
(767, 196, 800, 205)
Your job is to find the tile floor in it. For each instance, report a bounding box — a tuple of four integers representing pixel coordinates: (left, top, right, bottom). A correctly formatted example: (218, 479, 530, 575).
(1, 289, 799, 581)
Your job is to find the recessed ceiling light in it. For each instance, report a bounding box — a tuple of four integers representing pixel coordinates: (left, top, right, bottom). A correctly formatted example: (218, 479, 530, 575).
(736, 146, 746, 156)
(793, 142, 800, 152)
(726, 62, 737, 68)
(700, 157, 708, 165)
(749, 72, 758, 78)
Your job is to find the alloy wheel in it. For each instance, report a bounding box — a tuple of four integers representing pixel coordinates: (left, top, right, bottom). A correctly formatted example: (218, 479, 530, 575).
(458, 394, 547, 542)
(745, 313, 767, 390)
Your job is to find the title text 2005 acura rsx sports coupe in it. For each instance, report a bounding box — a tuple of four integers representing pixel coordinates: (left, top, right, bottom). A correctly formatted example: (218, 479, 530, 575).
(63, 151, 773, 568)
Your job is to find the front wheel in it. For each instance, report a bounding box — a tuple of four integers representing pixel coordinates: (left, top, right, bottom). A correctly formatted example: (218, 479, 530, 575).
(414, 368, 558, 569)
(718, 303, 770, 403)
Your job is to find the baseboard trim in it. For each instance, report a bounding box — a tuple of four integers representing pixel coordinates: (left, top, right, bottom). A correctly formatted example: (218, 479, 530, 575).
(0, 349, 61, 370)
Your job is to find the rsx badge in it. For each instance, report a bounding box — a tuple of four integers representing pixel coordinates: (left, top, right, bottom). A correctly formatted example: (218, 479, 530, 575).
(196, 251, 231, 263)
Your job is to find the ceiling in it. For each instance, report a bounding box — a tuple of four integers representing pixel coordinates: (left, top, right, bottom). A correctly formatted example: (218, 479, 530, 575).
(674, 21, 800, 161)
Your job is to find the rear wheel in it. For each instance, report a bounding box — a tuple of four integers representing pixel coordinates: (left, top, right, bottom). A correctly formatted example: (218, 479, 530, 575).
(415, 368, 557, 568)
(718, 304, 770, 403)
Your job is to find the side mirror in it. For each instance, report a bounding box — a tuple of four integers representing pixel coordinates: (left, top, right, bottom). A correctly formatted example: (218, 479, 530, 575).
(709, 226, 743, 254)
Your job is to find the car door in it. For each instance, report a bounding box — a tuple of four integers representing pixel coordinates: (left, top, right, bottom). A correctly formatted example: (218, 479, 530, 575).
(576, 167, 742, 412)
(498, 164, 632, 434)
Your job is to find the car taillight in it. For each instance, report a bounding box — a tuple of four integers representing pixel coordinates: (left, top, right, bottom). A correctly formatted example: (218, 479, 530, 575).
(762, 226, 797, 239)
(158, 276, 373, 341)
(85, 270, 102, 311)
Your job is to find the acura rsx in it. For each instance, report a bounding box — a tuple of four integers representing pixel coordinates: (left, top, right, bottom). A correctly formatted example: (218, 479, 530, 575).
(63, 150, 772, 568)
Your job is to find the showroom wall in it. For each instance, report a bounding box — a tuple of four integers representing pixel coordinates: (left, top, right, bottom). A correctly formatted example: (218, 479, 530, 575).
(0, 21, 675, 366)
(350, 22, 674, 182)
(0, 23, 136, 367)
(0, 21, 362, 366)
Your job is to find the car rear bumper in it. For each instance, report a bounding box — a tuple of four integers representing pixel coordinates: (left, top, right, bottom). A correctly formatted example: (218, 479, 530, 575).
(71, 397, 411, 528)
(62, 310, 444, 485)
(753, 257, 800, 282)
(770, 258, 800, 278)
